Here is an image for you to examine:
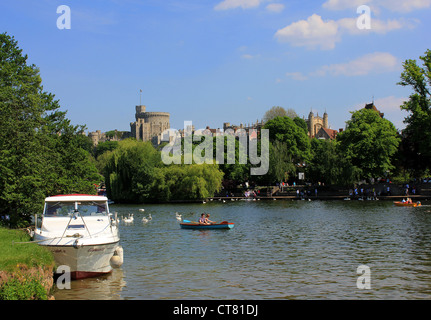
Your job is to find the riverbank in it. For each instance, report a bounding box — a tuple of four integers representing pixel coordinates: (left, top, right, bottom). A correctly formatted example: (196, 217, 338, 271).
(211, 195, 430, 201)
(0, 227, 55, 300)
(210, 182, 431, 202)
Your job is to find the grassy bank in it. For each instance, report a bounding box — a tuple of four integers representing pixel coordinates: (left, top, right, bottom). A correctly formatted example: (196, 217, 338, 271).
(0, 227, 55, 300)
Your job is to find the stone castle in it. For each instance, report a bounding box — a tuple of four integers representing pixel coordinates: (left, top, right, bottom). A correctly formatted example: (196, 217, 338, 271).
(130, 105, 170, 145)
(88, 105, 170, 146)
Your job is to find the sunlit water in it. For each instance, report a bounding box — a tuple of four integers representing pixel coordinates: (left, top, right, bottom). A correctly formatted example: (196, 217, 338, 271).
(53, 200, 431, 300)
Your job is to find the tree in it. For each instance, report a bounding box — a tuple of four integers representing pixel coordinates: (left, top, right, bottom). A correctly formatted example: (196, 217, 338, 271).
(104, 139, 224, 203)
(267, 140, 295, 183)
(263, 106, 287, 122)
(397, 49, 431, 175)
(0, 32, 100, 226)
(308, 139, 360, 186)
(337, 108, 400, 180)
(264, 116, 311, 163)
(104, 139, 161, 203)
(94, 140, 119, 159)
(263, 116, 311, 183)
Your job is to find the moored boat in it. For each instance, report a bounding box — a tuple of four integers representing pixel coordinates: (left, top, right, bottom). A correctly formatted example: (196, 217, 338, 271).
(393, 201, 421, 207)
(180, 221, 234, 230)
(33, 194, 123, 279)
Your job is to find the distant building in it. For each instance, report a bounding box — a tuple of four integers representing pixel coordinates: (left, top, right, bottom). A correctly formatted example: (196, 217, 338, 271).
(363, 102, 384, 118)
(315, 127, 338, 140)
(223, 119, 265, 135)
(88, 130, 106, 146)
(88, 104, 170, 147)
(130, 105, 170, 145)
(88, 129, 130, 146)
(305, 110, 329, 138)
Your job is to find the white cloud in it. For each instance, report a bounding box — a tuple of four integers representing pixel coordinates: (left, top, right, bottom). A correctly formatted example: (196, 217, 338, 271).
(313, 52, 399, 77)
(285, 72, 308, 81)
(241, 53, 260, 59)
(275, 13, 413, 50)
(214, 0, 262, 10)
(323, 0, 431, 12)
(274, 14, 340, 50)
(380, 0, 431, 12)
(265, 3, 285, 13)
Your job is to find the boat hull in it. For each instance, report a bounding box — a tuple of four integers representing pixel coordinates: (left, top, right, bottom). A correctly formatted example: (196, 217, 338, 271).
(180, 222, 234, 230)
(394, 201, 421, 207)
(42, 241, 120, 280)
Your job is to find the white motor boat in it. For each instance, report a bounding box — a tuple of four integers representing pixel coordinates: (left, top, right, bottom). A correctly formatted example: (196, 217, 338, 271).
(34, 194, 123, 280)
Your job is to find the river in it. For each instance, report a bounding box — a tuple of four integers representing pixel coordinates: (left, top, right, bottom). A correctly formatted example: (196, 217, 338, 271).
(53, 199, 431, 300)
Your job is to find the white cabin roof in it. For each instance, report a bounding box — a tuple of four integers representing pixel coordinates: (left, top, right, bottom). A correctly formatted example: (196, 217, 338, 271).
(44, 194, 108, 202)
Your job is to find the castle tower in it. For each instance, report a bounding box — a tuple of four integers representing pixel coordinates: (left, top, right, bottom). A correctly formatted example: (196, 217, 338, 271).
(130, 104, 170, 145)
(308, 111, 314, 138)
(323, 111, 329, 129)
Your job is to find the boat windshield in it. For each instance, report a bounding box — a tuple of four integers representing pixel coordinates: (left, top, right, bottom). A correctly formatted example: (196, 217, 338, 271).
(44, 201, 108, 217)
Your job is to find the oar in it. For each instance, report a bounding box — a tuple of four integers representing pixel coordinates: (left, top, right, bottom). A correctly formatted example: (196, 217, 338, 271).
(182, 219, 198, 224)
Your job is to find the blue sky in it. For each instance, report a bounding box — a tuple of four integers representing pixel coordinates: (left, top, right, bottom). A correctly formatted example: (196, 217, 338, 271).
(1, 0, 430, 133)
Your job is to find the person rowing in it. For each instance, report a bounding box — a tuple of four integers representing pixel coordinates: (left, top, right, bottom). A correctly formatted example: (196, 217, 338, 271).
(205, 213, 215, 225)
(198, 213, 207, 224)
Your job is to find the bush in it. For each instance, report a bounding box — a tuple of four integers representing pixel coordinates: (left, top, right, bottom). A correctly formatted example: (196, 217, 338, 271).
(0, 277, 47, 300)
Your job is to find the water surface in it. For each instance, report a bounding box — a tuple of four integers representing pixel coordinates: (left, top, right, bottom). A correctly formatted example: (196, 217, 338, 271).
(53, 200, 431, 299)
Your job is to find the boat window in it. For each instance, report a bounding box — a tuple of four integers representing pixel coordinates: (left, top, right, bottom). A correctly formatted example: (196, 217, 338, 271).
(78, 201, 108, 216)
(44, 201, 108, 216)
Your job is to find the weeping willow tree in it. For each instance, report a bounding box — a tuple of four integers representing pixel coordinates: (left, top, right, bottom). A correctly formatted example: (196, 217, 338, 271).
(103, 139, 224, 203)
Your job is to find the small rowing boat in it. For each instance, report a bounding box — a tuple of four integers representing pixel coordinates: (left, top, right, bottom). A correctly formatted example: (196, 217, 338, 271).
(393, 201, 421, 207)
(180, 220, 234, 230)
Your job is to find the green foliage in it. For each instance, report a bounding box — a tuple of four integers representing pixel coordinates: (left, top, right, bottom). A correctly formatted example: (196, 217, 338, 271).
(0, 228, 54, 272)
(0, 277, 47, 300)
(94, 141, 119, 159)
(397, 49, 431, 176)
(264, 116, 311, 164)
(0, 32, 100, 226)
(337, 109, 400, 180)
(214, 136, 250, 183)
(262, 116, 311, 183)
(104, 139, 224, 202)
(0, 227, 54, 300)
(267, 140, 295, 183)
(308, 139, 360, 186)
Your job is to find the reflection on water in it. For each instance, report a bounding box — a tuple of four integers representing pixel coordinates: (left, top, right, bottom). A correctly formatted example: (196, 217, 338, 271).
(53, 268, 126, 300)
(54, 200, 431, 300)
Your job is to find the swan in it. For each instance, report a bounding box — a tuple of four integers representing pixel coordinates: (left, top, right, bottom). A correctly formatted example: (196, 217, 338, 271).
(175, 212, 182, 221)
(123, 214, 133, 224)
(142, 214, 152, 223)
(139, 208, 145, 212)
